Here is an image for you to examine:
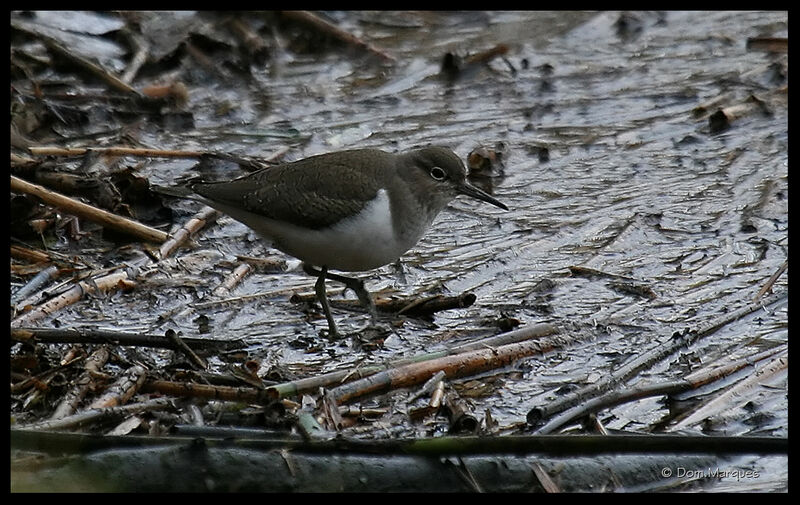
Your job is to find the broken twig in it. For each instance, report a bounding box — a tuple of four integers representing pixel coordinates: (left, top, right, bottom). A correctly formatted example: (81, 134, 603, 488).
(11, 175, 168, 243)
(281, 11, 395, 63)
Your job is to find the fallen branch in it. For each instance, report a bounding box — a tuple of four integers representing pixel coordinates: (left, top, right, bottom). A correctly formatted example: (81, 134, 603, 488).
(754, 259, 787, 301)
(16, 398, 173, 432)
(527, 289, 787, 427)
(667, 350, 788, 432)
(267, 323, 559, 399)
(213, 263, 253, 297)
(89, 365, 147, 409)
(119, 29, 150, 84)
(11, 175, 168, 243)
(9, 20, 140, 96)
(11, 267, 139, 328)
(10, 244, 53, 264)
(445, 391, 479, 434)
(534, 345, 787, 434)
(159, 206, 220, 259)
(290, 291, 477, 317)
(280, 11, 395, 63)
(10, 355, 84, 395)
(397, 293, 477, 316)
(441, 44, 512, 79)
(11, 204, 220, 327)
(330, 331, 587, 404)
(746, 37, 788, 53)
(50, 347, 110, 420)
(708, 94, 772, 133)
(11, 264, 60, 307)
(141, 379, 275, 404)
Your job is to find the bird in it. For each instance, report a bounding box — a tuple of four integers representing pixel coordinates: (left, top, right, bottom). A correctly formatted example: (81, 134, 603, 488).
(160, 146, 508, 338)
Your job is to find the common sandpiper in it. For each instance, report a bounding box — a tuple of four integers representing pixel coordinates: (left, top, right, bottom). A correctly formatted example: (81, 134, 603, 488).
(164, 146, 508, 338)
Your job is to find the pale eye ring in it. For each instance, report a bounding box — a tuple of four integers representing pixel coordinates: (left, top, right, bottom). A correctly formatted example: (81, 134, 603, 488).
(430, 166, 447, 181)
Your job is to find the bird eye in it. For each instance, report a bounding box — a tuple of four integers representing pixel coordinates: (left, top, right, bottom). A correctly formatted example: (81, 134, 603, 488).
(429, 166, 447, 181)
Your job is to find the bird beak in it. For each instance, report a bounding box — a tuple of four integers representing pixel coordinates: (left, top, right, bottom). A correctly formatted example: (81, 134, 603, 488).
(458, 181, 509, 210)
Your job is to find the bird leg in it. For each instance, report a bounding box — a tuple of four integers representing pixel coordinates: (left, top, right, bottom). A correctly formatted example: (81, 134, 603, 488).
(309, 265, 340, 339)
(302, 264, 379, 334)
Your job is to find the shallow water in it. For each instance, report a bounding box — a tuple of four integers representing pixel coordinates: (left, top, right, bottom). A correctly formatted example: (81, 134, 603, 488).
(16, 11, 787, 491)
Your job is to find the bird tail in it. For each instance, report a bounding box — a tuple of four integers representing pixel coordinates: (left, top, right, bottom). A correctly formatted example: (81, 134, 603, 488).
(151, 184, 195, 199)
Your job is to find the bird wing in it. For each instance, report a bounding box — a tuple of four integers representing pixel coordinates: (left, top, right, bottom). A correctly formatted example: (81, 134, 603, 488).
(192, 151, 389, 230)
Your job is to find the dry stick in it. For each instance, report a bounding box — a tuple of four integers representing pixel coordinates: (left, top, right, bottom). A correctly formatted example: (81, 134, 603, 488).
(338, 406, 387, 418)
(237, 255, 288, 273)
(754, 259, 787, 301)
(330, 331, 585, 405)
(227, 16, 269, 57)
(11, 152, 38, 166)
(11, 264, 60, 306)
(708, 94, 771, 132)
(89, 364, 147, 409)
(10, 355, 85, 395)
(214, 263, 253, 297)
(534, 344, 787, 434)
(692, 92, 737, 118)
(667, 351, 788, 432)
(44, 38, 141, 96)
(11, 268, 137, 328)
(141, 379, 275, 404)
(11, 206, 219, 327)
(17, 397, 173, 432)
(568, 265, 635, 280)
(119, 30, 150, 84)
(398, 293, 477, 316)
(165, 330, 208, 370)
(50, 347, 110, 420)
(159, 206, 220, 259)
(320, 389, 345, 432)
(11, 240, 78, 265)
(11, 175, 168, 243)
(148, 207, 222, 342)
(445, 391, 479, 433)
(746, 37, 788, 53)
(408, 370, 446, 402)
(530, 461, 561, 493)
(10, 244, 53, 264)
(526, 289, 788, 427)
(13, 267, 110, 313)
(429, 380, 445, 409)
(267, 323, 558, 399)
(9, 20, 140, 96)
(193, 288, 296, 311)
(443, 44, 514, 81)
(295, 411, 328, 439)
(281, 11, 395, 63)
(448, 323, 559, 354)
(290, 291, 477, 317)
(569, 266, 657, 299)
(464, 44, 510, 65)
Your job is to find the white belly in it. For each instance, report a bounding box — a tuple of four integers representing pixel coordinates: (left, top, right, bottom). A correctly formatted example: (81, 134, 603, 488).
(212, 189, 420, 272)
